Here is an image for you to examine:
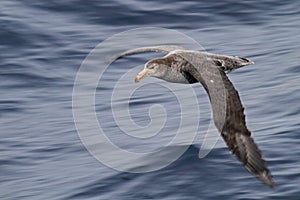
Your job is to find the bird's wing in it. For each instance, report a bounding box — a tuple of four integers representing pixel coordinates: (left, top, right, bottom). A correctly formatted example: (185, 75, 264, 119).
(111, 45, 186, 61)
(167, 52, 275, 188)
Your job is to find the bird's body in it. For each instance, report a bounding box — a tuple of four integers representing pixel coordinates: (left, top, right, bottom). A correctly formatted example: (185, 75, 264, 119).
(111, 45, 275, 188)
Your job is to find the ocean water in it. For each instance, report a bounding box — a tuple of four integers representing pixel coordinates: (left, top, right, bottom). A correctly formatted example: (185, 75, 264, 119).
(1, 0, 300, 199)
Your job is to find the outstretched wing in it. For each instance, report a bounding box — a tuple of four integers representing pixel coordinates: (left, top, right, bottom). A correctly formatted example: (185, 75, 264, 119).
(111, 47, 253, 74)
(111, 45, 186, 61)
(171, 52, 275, 187)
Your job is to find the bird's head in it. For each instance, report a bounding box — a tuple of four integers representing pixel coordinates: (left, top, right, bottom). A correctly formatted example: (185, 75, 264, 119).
(134, 58, 168, 83)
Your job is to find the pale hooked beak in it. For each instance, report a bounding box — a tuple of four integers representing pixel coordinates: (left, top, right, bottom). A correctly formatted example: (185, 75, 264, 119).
(134, 68, 149, 83)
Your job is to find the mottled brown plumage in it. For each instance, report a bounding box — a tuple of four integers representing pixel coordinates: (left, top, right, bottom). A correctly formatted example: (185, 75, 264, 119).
(111, 45, 275, 188)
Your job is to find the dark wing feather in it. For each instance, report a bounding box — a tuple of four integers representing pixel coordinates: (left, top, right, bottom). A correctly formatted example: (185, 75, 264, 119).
(171, 52, 275, 188)
(111, 45, 186, 61)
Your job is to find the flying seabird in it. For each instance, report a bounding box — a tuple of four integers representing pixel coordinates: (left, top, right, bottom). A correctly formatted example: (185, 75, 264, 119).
(111, 45, 275, 188)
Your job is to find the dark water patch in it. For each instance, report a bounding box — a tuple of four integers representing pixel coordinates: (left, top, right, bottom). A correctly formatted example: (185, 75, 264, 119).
(0, 72, 66, 89)
(0, 104, 24, 114)
(286, 64, 300, 73)
(0, 20, 32, 47)
(0, 18, 55, 50)
(68, 171, 141, 199)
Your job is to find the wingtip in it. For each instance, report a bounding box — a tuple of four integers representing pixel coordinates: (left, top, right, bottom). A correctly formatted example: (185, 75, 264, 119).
(258, 170, 276, 189)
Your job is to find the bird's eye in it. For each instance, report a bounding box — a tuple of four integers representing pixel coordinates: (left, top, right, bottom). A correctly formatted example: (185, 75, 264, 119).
(149, 64, 156, 69)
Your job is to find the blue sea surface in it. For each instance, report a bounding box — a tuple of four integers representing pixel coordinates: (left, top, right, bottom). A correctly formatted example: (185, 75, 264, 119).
(1, 0, 300, 199)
